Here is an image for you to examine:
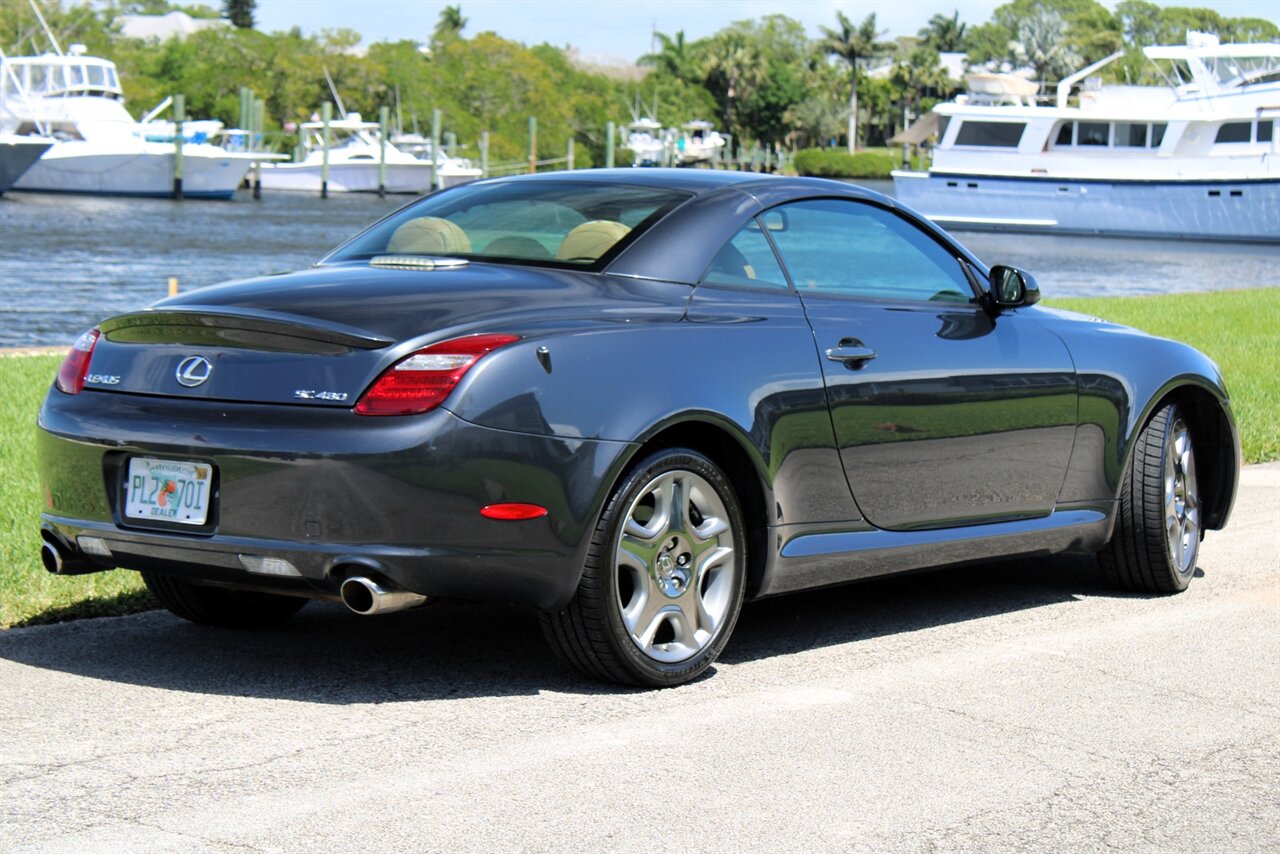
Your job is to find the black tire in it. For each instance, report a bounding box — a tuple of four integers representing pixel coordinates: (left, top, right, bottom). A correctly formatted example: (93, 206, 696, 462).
(1099, 402, 1201, 593)
(142, 571, 308, 628)
(540, 448, 748, 688)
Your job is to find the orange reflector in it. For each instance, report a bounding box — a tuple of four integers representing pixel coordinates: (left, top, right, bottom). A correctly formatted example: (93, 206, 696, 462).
(480, 503, 548, 521)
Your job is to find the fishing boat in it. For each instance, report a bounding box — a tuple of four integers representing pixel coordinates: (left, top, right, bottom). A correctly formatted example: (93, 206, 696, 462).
(259, 115, 463, 193)
(0, 47, 256, 199)
(892, 32, 1280, 242)
(626, 117, 665, 166)
(675, 120, 726, 166)
(0, 132, 52, 194)
(387, 131, 482, 187)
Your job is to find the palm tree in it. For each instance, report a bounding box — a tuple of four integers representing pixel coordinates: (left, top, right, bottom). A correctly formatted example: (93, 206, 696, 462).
(639, 30, 698, 84)
(702, 31, 763, 137)
(819, 12, 894, 152)
(919, 11, 967, 52)
(432, 5, 467, 47)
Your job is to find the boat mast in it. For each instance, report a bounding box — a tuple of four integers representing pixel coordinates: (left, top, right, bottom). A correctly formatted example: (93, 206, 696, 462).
(28, 0, 63, 57)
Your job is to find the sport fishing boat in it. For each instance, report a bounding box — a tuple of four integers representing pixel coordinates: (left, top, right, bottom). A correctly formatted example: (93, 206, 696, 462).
(387, 131, 483, 188)
(675, 120, 726, 165)
(0, 132, 52, 194)
(626, 117, 665, 166)
(892, 32, 1280, 242)
(0, 47, 256, 198)
(260, 115, 476, 193)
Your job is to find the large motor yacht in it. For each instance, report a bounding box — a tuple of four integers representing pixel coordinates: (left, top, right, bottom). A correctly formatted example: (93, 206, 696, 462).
(892, 33, 1279, 242)
(0, 47, 256, 199)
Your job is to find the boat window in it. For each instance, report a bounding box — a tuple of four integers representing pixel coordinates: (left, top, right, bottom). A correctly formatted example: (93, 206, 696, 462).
(67, 65, 85, 87)
(1077, 122, 1109, 146)
(936, 115, 950, 142)
(325, 180, 692, 271)
(1259, 121, 1273, 143)
(107, 67, 119, 89)
(1151, 123, 1167, 147)
(1054, 123, 1072, 146)
(87, 64, 106, 86)
(700, 221, 789, 291)
(1215, 122, 1252, 144)
(766, 199, 974, 303)
(1115, 123, 1147, 147)
(27, 64, 47, 92)
(954, 121, 1024, 148)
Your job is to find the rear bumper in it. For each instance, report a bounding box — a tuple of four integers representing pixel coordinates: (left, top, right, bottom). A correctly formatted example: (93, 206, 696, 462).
(38, 388, 634, 609)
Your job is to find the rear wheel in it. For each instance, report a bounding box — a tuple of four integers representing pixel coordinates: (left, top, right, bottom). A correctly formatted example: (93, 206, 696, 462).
(1099, 402, 1201, 593)
(142, 571, 308, 628)
(541, 449, 747, 688)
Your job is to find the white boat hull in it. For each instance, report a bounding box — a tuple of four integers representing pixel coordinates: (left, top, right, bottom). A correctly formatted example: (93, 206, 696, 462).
(13, 141, 252, 199)
(258, 161, 454, 193)
(893, 171, 1280, 242)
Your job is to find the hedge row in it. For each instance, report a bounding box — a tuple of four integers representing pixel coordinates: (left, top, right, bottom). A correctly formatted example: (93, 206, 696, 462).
(792, 148, 896, 179)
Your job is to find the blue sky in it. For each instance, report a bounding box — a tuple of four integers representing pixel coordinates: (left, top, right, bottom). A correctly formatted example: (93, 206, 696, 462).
(245, 0, 1280, 62)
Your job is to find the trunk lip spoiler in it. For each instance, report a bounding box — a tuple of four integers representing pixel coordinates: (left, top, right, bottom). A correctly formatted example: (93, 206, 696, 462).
(99, 307, 394, 350)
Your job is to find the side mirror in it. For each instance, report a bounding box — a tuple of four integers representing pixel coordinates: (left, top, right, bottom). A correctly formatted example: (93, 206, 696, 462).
(988, 265, 1041, 308)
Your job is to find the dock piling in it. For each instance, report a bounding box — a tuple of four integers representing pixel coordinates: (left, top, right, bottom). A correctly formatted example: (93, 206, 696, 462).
(480, 131, 489, 178)
(252, 97, 264, 199)
(378, 105, 389, 198)
(431, 109, 442, 191)
(566, 137, 574, 171)
(172, 94, 184, 200)
(320, 101, 332, 199)
(605, 121, 615, 168)
(528, 116, 537, 174)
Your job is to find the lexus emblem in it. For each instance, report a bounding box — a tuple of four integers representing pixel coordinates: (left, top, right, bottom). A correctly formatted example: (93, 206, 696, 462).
(175, 355, 213, 388)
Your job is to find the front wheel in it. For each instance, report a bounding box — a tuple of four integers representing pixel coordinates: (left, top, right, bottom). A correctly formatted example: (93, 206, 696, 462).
(541, 449, 747, 688)
(1099, 402, 1201, 593)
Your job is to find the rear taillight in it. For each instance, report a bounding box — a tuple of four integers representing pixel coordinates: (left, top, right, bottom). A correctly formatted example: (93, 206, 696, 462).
(354, 333, 520, 416)
(55, 328, 100, 395)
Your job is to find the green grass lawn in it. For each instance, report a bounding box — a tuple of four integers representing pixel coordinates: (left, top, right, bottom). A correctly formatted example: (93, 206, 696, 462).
(1045, 289, 1279, 463)
(1, 288, 1275, 628)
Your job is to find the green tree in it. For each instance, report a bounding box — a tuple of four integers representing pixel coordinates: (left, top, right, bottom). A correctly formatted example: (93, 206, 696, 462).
(819, 11, 894, 152)
(919, 11, 968, 52)
(222, 0, 254, 29)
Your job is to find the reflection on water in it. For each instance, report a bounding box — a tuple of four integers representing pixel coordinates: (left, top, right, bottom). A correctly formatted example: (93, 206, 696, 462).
(2, 183, 1278, 346)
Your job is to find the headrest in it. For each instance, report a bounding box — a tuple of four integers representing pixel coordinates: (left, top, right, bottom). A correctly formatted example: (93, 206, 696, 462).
(555, 220, 631, 262)
(386, 217, 472, 254)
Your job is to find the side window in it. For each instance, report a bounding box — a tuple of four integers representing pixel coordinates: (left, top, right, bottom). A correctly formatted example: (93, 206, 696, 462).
(700, 220, 790, 290)
(767, 199, 974, 303)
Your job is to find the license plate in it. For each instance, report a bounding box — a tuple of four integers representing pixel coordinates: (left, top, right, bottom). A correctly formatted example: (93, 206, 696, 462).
(124, 458, 213, 526)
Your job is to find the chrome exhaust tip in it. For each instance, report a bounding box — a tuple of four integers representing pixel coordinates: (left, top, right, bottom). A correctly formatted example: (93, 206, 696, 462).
(41, 540, 64, 574)
(340, 575, 427, 616)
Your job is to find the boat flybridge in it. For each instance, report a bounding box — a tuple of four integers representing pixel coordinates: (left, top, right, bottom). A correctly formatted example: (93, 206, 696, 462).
(259, 115, 478, 193)
(0, 47, 258, 198)
(892, 32, 1280, 241)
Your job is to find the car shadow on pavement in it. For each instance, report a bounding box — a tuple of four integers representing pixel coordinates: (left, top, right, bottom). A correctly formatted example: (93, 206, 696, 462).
(0, 552, 1161, 701)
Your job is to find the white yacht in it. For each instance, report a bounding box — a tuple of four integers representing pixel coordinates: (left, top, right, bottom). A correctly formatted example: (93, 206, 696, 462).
(626, 118, 665, 167)
(260, 116, 476, 193)
(892, 33, 1280, 242)
(0, 48, 256, 199)
(676, 120, 726, 165)
(0, 132, 52, 194)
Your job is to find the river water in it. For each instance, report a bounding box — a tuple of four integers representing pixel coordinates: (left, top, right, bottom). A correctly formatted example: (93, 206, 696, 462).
(2, 182, 1277, 347)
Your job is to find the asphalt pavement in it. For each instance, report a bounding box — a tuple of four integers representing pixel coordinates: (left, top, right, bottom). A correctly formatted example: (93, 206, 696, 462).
(2, 464, 1276, 852)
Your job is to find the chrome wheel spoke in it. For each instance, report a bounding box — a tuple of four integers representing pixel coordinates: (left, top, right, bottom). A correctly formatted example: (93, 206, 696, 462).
(1163, 418, 1199, 574)
(614, 466, 738, 665)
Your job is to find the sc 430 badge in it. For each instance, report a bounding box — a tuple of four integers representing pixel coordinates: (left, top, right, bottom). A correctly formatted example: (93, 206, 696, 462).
(294, 389, 349, 401)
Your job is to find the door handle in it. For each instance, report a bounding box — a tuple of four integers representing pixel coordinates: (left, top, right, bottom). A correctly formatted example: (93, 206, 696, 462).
(825, 339, 877, 366)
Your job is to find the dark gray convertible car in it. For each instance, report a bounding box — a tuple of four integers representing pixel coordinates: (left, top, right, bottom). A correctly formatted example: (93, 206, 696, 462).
(38, 169, 1239, 687)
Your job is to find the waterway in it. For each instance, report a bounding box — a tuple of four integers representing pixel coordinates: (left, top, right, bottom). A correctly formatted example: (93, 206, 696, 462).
(1, 183, 1277, 347)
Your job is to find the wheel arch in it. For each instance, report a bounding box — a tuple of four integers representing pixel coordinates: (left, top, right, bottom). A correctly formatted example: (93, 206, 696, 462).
(612, 417, 773, 601)
(1122, 379, 1240, 531)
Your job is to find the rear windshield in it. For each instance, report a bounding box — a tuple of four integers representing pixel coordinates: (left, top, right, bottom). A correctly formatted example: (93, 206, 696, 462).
(325, 180, 692, 269)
